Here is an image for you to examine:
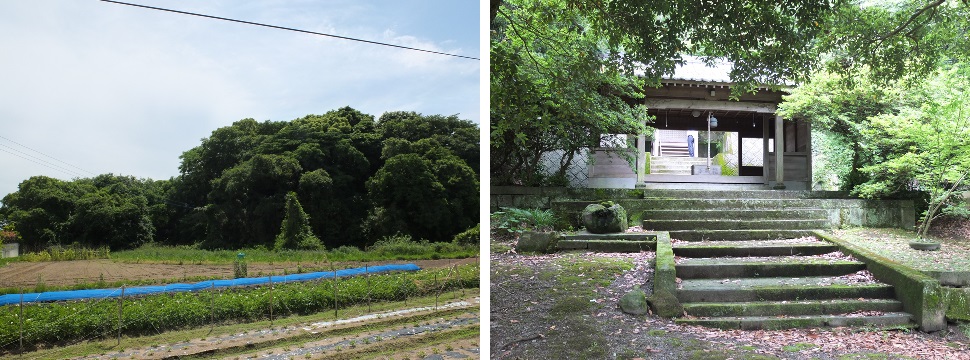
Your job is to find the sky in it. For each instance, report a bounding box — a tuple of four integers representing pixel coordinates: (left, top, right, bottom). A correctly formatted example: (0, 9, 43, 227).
(0, 0, 480, 198)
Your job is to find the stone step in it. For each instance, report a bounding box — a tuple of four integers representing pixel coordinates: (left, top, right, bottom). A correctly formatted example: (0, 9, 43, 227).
(642, 209, 829, 220)
(650, 156, 707, 164)
(644, 219, 829, 231)
(650, 163, 696, 169)
(676, 257, 865, 279)
(560, 233, 657, 241)
(557, 240, 656, 252)
(677, 277, 896, 303)
(639, 190, 844, 200)
(669, 229, 817, 241)
(650, 170, 692, 175)
(682, 299, 905, 318)
(675, 313, 913, 330)
(673, 240, 836, 257)
(630, 198, 833, 210)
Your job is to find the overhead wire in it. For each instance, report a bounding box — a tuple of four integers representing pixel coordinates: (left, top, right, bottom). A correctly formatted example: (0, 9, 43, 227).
(0, 146, 86, 179)
(100, 0, 480, 61)
(0, 135, 96, 176)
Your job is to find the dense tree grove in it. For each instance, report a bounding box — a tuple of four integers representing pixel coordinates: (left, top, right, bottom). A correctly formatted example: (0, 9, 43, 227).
(0, 107, 479, 251)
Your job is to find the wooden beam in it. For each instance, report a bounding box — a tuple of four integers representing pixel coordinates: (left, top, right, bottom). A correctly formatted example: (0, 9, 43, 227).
(644, 99, 777, 114)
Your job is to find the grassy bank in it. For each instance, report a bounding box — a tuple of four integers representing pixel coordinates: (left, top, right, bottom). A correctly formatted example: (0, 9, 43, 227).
(111, 240, 477, 265)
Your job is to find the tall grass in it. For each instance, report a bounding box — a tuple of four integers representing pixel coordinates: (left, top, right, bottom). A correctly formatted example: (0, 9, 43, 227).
(20, 246, 110, 262)
(110, 239, 477, 265)
(491, 207, 556, 234)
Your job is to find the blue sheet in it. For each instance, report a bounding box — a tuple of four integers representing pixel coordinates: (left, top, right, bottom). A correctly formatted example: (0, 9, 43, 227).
(0, 263, 420, 306)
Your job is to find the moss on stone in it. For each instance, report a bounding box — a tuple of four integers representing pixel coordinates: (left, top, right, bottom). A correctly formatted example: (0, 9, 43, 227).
(814, 230, 946, 331)
(648, 290, 684, 318)
(516, 231, 560, 253)
(585, 240, 656, 252)
(654, 232, 677, 295)
(943, 287, 970, 321)
(620, 287, 650, 315)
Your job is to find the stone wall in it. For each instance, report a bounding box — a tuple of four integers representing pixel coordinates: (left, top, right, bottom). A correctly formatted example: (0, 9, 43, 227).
(492, 186, 916, 230)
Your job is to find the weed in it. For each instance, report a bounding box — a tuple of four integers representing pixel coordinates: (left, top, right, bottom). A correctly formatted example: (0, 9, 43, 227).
(491, 207, 557, 234)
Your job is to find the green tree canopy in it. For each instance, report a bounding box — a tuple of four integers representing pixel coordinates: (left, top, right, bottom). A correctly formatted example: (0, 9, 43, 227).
(0, 107, 479, 251)
(275, 192, 322, 250)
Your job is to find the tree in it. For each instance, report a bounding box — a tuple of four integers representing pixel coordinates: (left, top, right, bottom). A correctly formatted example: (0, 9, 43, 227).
(816, 0, 970, 84)
(853, 64, 970, 239)
(275, 192, 322, 250)
(366, 138, 478, 243)
(778, 67, 914, 191)
(782, 61, 970, 238)
(490, 0, 833, 185)
(377, 111, 480, 173)
(205, 154, 302, 248)
(2, 107, 478, 251)
(0, 176, 88, 250)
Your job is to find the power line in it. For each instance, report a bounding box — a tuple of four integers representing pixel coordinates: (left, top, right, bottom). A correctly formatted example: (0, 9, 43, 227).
(0, 135, 97, 176)
(0, 143, 87, 177)
(100, 0, 480, 61)
(0, 147, 85, 179)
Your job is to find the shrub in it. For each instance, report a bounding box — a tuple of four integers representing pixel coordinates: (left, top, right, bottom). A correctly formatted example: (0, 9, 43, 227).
(452, 224, 480, 246)
(491, 207, 556, 234)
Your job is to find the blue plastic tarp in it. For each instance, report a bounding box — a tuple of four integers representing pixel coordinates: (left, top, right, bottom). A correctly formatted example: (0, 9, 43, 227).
(0, 263, 420, 306)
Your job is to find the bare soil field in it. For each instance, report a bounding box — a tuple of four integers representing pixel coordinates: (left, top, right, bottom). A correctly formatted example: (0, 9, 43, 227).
(0, 258, 477, 288)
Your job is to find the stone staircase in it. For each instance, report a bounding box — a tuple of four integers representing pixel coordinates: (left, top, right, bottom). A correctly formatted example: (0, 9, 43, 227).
(650, 156, 710, 175)
(638, 190, 915, 330)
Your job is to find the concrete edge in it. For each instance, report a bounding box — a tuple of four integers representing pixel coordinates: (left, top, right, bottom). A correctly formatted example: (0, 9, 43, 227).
(652, 232, 681, 318)
(942, 287, 970, 322)
(555, 239, 657, 252)
(813, 230, 945, 332)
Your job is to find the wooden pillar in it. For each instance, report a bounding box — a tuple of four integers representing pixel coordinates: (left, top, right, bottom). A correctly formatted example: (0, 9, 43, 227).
(806, 119, 813, 187)
(773, 115, 786, 189)
(637, 132, 646, 183)
(762, 115, 769, 183)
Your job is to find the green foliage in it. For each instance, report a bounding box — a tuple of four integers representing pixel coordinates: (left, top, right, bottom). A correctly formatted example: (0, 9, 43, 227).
(490, 0, 650, 186)
(811, 130, 855, 190)
(19, 245, 110, 262)
(367, 234, 467, 260)
(233, 262, 247, 279)
(490, 0, 843, 185)
(366, 138, 479, 243)
(451, 224, 480, 246)
(0, 107, 478, 251)
(274, 192, 322, 251)
(0, 265, 479, 350)
(783, 63, 970, 237)
(815, 1, 970, 85)
(106, 242, 477, 266)
(491, 207, 556, 234)
(713, 153, 738, 176)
